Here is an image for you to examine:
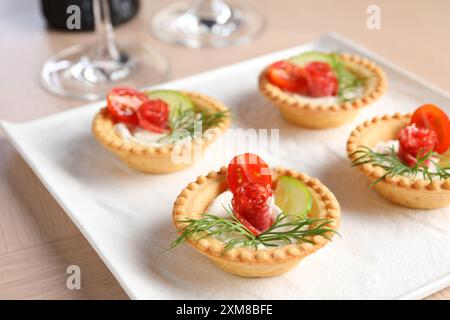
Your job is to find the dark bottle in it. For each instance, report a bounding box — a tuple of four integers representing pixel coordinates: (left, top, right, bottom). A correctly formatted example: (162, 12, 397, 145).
(40, 0, 140, 31)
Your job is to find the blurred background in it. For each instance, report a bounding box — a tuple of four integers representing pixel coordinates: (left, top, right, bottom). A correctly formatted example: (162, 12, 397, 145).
(1, 0, 449, 122)
(0, 0, 449, 299)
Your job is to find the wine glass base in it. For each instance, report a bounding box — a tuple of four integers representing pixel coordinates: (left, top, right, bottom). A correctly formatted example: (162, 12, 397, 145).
(151, 0, 265, 48)
(41, 43, 169, 101)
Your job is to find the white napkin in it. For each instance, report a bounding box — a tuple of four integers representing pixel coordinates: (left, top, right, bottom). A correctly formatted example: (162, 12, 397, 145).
(2, 33, 450, 299)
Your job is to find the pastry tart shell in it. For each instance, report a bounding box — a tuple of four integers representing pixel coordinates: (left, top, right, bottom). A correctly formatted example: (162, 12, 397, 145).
(172, 167, 341, 277)
(347, 113, 450, 209)
(259, 53, 387, 129)
(92, 92, 230, 174)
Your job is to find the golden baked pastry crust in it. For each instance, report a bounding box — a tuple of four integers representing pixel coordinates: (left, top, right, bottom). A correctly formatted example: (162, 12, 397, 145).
(347, 113, 450, 209)
(92, 91, 230, 174)
(259, 53, 387, 129)
(172, 167, 341, 277)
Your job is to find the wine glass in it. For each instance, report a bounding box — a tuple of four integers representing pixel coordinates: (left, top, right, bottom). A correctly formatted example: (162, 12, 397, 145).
(41, 0, 169, 101)
(151, 0, 265, 48)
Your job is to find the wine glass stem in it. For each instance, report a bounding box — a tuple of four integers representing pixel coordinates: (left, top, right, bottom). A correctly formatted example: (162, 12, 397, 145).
(93, 0, 121, 61)
(188, 0, 232, 24)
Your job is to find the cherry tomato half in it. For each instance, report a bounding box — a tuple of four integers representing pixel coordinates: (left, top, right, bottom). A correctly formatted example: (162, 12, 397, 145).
(137, 99, 170, 133)
(410, 104, 450, 154)
(267, 61, 309, 94)
(107, 87, 148, 125)
(226, 153, 272, 194)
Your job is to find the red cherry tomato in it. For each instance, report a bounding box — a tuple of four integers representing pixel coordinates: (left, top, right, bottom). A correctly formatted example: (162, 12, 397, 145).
(107, 87, 148, 125)
(410, 104, 450, 154)
(232, 181, 274, 235)
(226, 153, 272, 194)
(137, 99, 170, 133)
(305, 62, 338, 97)
(267, 61, 309, 94)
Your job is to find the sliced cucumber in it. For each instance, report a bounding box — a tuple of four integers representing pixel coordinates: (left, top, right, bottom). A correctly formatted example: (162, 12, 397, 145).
(145, 90, 195, 116)
(289, 51, 334, 67)
(275, 176, 312, 219)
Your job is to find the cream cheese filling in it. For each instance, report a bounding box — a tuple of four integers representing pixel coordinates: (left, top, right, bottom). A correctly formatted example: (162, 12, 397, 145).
(114, 123, 171, 147)
(288, 85, 364, 106)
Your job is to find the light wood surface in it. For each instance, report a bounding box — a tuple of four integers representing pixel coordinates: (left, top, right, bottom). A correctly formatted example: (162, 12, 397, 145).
(0, 0, 449, 300)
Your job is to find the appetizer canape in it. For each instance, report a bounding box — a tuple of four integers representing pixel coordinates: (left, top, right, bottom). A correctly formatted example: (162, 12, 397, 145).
(259, 51, 387, 129)
(92, 87, 230, 173)
(171, 153, 340, 277)
(347, 104, 450, 209)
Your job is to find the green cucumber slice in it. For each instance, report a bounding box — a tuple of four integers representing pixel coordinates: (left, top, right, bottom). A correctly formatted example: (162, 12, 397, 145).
(288, 51, 334, 67)
(145, 90, 194, 116)
(275, 176, 312, 219)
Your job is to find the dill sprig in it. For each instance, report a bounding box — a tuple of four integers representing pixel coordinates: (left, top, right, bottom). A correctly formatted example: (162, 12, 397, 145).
(159, 104, 229, 143)
(329, 53, 365, 102)
(350, 145, 450, 184)
(170, 207, 337, 252)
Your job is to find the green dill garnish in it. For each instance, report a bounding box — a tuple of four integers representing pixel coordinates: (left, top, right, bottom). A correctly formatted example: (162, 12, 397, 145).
(350, 145, 450, 184)
(170, 206, 337, 252)
(158, 103, 229, 143)
(329, 53, 366, 102)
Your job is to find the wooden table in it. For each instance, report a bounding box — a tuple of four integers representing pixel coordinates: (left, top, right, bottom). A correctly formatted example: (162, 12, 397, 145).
(0, 0, 449, 299)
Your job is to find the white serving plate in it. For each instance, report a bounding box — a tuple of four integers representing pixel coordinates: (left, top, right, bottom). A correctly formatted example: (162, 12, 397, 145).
(2, 32, 450, 300)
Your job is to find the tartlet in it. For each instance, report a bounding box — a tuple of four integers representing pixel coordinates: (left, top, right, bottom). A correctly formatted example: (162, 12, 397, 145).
(92, 91, 230, 174)
(347, 113, 450, 209)
(172, 166, 340, 277)
(259, 53, 387, 129)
